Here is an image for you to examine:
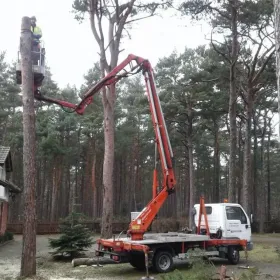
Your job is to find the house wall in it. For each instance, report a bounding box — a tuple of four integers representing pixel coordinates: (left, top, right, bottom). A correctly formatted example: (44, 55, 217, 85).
(0, 201, 8, 234)
(0, 165, 9, 235)
(0, 165, 8, 202)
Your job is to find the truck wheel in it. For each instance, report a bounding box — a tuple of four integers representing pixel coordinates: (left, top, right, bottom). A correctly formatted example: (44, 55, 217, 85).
(153, 251, 174, 273)
(129, 253, 146, 270)
(227, 246, 240, 265)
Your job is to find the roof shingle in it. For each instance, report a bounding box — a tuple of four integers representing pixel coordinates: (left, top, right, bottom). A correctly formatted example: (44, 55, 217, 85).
(0, 146, 13, 172)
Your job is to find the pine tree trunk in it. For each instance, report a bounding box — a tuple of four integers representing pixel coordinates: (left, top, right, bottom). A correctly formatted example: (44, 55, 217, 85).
(242, 90, 253, 214)
(213, 119, 220, 202)
(40, 158, 46, 220)
(274, 0, 280, 145)
(253, 116, 258, 217)
(228, 0, 238, 203)
(51, 157, 62, 221)
(51, 164, 57, 221)
(237, 123, 243, 204)
(101, 85, 115, 238)
(20, 16, 37, 277)
(267, 119, 272, 222)
(187, 102, 194, 229)
(185, 147, 190, 218)
(92, 149, 97, 217)
(259, 117, 267, 234)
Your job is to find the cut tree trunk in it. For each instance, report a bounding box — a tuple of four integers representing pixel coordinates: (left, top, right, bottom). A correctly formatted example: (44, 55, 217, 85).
(72, 257, 114, 267)
(20, 16, 37, 277)
(101, 85, 115, 238)
(72, 258, 97, 267)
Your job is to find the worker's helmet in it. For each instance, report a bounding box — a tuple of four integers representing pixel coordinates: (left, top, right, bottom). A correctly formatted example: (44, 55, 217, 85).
(30, 16, 37, 21)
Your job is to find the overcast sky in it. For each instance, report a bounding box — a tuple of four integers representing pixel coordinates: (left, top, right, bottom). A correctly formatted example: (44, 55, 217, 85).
(0, 0, 210, 88)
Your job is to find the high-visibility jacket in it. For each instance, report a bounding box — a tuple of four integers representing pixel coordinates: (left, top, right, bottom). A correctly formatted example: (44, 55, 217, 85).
(31, 25, 42, 43)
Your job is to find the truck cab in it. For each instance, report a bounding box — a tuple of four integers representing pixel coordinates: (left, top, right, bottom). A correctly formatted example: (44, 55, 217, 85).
(193, 202, 253, 251)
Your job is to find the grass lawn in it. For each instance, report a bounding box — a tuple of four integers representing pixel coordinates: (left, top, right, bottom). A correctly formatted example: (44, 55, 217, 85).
(253, 233, 280, 238)
(45, 260, 217, 280)
(241, 243, 280, 264)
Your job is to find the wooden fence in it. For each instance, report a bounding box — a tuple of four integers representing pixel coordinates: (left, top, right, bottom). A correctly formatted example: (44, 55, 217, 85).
(8, 219, 280, 235)
(7, 222, 130, 234)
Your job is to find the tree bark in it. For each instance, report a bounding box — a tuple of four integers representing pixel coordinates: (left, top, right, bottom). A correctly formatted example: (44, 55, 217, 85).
(242, 89, 253, 214)
(253, 115, 258, 217)
(187, 101, 194, 229)
(20, 16, 37, 277)
(259, 115, 267, 234)
(101, 84, 115, 238)
(228, 0, 238, 203)
(185, 147, 190, 218)
(72, 258, 97, 267)
(92, 146, 97, 217)
(267, 118, 272, 222)
(274, 0, 280, 145)
(51, 156, 62, 221)
(237, 122, 243, 204)
(213, 118, 220, 202)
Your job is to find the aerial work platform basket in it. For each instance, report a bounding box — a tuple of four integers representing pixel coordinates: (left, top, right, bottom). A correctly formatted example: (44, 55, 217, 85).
(16, 41, 45, 87)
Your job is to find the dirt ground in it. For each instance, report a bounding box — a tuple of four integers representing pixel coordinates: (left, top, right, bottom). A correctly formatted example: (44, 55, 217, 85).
(0, 234, 280, 280)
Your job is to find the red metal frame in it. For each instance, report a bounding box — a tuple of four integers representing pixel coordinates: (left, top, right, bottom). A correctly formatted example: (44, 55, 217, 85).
(197, 196, 210, 236)
(96, 237, 247, 258)
(33, 54, 176, 241)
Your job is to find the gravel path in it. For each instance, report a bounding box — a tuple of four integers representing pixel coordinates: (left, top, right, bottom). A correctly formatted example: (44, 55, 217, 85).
(0, 234, 280, 280)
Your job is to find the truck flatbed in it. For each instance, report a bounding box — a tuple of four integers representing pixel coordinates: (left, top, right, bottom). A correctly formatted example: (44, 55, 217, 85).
(96, 231, 248, 274)
(104, 232, 210, 245)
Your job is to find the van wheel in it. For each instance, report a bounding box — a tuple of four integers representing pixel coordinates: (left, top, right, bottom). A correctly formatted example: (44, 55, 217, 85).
(227, 246, 239, 265)
(153, 251, 174, 273)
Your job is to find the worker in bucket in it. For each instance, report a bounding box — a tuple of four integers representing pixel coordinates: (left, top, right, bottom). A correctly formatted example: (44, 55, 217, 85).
(30, 16, 43, 65)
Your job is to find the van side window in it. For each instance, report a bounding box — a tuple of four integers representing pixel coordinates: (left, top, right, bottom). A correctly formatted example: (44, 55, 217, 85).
(206, 206, 212, 214)
(226, 206, 247, 224)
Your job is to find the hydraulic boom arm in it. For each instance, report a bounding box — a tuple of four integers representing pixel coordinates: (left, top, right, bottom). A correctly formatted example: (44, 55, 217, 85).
(34, 54, 176, 240)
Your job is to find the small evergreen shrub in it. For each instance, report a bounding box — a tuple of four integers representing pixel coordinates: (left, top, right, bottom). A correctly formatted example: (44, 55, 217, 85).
(48, 212, 94, 259)
(0, 231, 14, 244)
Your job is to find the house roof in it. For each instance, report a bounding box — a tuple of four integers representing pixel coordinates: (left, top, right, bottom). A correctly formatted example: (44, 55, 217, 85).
(0, 146, 13, 172)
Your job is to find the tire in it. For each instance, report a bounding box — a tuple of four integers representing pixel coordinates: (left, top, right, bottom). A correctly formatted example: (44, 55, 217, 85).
(227, 246, 240, 265)
(153, 251, 174, 273)
(128, 253, 147, 271)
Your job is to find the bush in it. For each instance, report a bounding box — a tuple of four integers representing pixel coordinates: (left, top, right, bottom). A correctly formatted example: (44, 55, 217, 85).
(48, 212, 95, 259)
(0, 231, 14, 244)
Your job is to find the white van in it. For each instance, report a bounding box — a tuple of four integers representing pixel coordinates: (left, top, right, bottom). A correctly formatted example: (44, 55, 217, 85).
(193, 202, 253, 251)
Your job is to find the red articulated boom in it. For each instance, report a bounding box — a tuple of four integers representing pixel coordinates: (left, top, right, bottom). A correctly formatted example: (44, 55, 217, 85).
(32, 54, 250, 275)
(34, 54, 176, 241)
